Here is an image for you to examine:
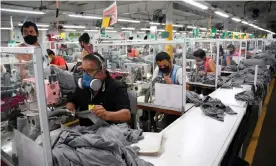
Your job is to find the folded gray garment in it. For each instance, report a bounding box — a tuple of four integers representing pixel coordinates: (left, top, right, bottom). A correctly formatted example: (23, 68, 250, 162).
(200, 97, 237, 121)
(235, 91, 255, 105)
(186, 91, 203, 106)
(75, 110, 110, 127)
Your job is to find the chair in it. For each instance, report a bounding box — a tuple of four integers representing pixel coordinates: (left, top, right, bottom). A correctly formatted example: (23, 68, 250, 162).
(127, 91, 137, 129)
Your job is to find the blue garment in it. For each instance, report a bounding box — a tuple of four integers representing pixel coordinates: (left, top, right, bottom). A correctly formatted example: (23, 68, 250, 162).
(158, 64, 181, 84)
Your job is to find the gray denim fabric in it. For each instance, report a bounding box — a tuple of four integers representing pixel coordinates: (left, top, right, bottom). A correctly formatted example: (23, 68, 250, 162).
(235, 91, 255, 105)
(186, 91, 203, 106)
(221, 65, 238, 72)
(50, 66, 77, 94)
(200, 96, 237, 121)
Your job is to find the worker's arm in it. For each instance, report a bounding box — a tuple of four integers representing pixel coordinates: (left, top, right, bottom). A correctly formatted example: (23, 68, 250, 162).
(92, 106, 131, 122)
(208, 59, 216, 73)
(226, 56, 231, 66)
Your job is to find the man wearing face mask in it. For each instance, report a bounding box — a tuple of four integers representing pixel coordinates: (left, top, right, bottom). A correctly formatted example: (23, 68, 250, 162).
(66, 53, 131, 126)
(16, 21, 48, 78)
(194, 49, 216, 75)
(152, 51, 182, 85)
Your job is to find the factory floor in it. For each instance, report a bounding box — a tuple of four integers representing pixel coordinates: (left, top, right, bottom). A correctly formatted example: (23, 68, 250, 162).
(244, 79, 276, 166)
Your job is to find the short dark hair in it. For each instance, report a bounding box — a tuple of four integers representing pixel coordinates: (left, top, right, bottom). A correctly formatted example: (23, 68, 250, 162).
(79, 33, 90, 43)
(83, 52, 105, 69)
(20, 21, 38, 34)
(227, 44, 235, 50)
(155, 52, 171, 62)
(46, 49, 55, 56)
(193, 49, 206, 59)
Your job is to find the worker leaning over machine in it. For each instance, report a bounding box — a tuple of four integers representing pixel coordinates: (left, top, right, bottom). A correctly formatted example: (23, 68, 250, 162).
(152, 51, 182, 84)
(193, 49, 216, 75)
(16, 21, 48, 78)
(47, 49, 68, 70)
(79, 33, 93, 58)
(66, 52, 131, 126)
(225, 44, 239, 66)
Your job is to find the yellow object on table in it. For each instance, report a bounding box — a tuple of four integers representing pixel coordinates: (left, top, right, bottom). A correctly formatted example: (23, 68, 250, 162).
(89, 104, 95, 110)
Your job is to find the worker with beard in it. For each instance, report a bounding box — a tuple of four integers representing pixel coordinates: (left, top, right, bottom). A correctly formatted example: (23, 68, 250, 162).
(152, 51, 182, 84)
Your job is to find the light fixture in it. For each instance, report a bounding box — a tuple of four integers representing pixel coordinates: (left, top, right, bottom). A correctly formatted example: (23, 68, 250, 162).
(137, 31, 145, 34)
(63, 25, 85, 29)
(140, 28, 150, 31)
(158, 29, 165, 32)
(106, 30, 117, 33)
(84, 29, 98, 32)
(149, 22, 160, 25)
(121, 27, 135, 30)
(215, 11, 229, 18)
(173, 24, 183, 27)
(0, 27, 12, 30)
(1, 8, 45, 14)
(68, 14, 102, 20)
(63, 29, 76, 32)
(183, 0, 208, 10)
(18, 23, 49, 27)
(173, 30, 177, 33)
(38, 28, 48, 31)
(231, 17, 241, 22)
(187, 25, 196, 29)
(105, 27, 114, 29)
(199, 27, 207, 31)
(241, 21, 249, 25)
(118, 19, 140, 23)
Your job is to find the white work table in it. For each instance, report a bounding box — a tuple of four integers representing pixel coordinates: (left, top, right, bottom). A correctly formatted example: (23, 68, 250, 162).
(140, 105, 247, 166)
(209, 85, 252, 108)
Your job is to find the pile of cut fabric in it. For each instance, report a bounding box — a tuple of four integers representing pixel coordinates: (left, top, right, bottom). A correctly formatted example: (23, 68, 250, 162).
(186, 91, 204, 106)
(50, 112, 153, 166)
(221, 65, 238, 72)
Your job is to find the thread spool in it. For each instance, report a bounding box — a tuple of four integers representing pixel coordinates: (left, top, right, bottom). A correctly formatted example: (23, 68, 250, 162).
(17, 116, 27, 132)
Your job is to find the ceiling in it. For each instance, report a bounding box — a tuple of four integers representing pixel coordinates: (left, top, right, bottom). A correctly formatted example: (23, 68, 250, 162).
(1, 1, 276, 34)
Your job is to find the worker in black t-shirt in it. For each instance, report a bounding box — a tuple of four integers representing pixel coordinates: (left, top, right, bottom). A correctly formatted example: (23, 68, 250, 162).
(66, 53, 131, 126)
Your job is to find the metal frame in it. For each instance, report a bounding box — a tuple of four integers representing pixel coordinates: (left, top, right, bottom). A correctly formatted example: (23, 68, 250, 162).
(0, 47, 53, 166)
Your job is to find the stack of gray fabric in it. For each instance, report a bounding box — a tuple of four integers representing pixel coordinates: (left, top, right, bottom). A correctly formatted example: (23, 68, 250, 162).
(191, 73, 224, 86)
(235, 91, 255, 105)
(249, 52, 276, 70)
(200, 96, 237, 121)
(51, 112, 153, 166)
(265, 41, 276, 55)
(221, 65, 238, 72)
(186, 91, 204, 106)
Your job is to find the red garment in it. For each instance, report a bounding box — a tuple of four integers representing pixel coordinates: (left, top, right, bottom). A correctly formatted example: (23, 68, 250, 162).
(128, 49, 136, 57)
(204, 57, 211, 72)
(50, 56, 66, 66)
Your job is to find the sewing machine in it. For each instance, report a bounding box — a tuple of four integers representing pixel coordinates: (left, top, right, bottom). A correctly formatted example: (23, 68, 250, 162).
(123, 63, 151, 78)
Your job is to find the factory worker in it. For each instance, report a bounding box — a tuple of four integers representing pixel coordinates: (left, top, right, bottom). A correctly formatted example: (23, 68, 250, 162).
(16, 21, 48, 78)
(193, 49, 216, 75)
(79, 33, 93, 58)
(47, 49, 68, 70)
(225, 44, 239, 66)
(66, 52, 131, 126)
(152, 51, 182, 84)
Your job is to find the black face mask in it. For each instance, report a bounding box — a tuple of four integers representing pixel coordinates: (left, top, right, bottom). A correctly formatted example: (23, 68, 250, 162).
(24, 35, 37, 45)
(159, 65, 170, 73)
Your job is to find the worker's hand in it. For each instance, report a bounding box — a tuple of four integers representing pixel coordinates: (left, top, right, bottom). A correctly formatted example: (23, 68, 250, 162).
(199, 70, 207, 76)
(66, 102, 76, 112)
(164, 76, 172, 84)
(92, 105, 109, 120)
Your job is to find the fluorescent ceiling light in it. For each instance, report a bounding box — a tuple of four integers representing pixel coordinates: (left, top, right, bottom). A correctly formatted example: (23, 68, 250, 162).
(158, 29, 165, 32)
(0, 27, 12, 30)
(140, 28, 150, 31)
(38, 28, 48, 31)
(63, 29, 76, 32)
(173, 24, 183, 27)
(215, 11, 229, 18)
(1, 8, 45, 14)
(199, 27, 207, 31)
(121, 27, 135, 30)
(84, 29, 98, 32)
(68, 14, 102, 20)
(137, 31, 145, 34)
(105, 27, 114, 29)
(106, 30, 117, 33)
(173, 30, 177, 33)
(241, 21, 249, 25)
(18, 23, 49, 27)
(149, 22, 160, 25)
(63, 25, 85, 29)
(231, 17, 241, 22)
(187, 25, 196, 29)
(118, 19, 140, 23)
(184, 0, 208, 10)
